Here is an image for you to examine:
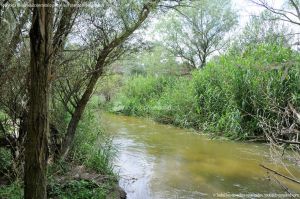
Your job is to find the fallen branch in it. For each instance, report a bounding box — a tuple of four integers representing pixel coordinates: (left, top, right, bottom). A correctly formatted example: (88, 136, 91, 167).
(288, 103, 300, 123)
(277, 138, 300, 145)
(260, 164, 300, 184)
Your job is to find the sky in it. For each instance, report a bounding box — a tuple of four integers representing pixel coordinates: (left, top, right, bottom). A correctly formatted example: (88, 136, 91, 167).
(151, 0, 299, 40)
(232, 0, 300, 37)
(232, 0, 284, 26)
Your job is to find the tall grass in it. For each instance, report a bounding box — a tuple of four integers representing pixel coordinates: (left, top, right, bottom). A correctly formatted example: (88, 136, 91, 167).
(111, 44, 300, 140)
(114, 75, 176, 116)
(68, 96, 116, 175)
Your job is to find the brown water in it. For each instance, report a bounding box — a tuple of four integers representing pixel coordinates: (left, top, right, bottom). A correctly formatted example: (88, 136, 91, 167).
(101, 113, 300, 199)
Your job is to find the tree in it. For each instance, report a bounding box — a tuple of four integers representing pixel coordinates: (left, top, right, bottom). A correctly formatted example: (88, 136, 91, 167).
(115, 44, 182, 76)
(58, 0, 163, 158)
(231, 11, 293, 52)
(250, 0, 300, 26)
(158, 0, 237, 68)
(24, 0, 54, 198)
(0, 1, 180, 196)
(24, 0, 78, 197)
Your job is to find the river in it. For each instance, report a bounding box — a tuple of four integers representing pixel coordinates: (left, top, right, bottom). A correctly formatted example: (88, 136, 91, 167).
(101, 113, 300, 199)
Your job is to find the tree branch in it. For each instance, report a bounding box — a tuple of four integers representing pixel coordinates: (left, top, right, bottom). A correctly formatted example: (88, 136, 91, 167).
(260, 164, 300, 184)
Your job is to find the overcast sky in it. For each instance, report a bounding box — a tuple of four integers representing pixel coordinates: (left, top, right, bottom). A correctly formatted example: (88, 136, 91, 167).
(142, 0, 300, 45)
(232, 0, 284, 26)
(233, 0, 300, 34)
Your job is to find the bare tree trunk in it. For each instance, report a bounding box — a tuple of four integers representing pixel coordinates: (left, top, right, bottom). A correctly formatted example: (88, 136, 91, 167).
(200, 57, 206, 68)
(24, 0, 53, 198)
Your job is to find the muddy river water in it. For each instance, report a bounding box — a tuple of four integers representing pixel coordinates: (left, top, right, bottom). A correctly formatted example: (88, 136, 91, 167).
(101, 113, 300, 199)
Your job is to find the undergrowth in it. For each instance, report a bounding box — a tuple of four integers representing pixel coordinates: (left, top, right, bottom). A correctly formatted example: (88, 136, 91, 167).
(0, 98, 116, 198)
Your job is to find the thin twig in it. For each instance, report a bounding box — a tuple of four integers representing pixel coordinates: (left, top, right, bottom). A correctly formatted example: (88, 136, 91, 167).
(260, 164, 300, 184)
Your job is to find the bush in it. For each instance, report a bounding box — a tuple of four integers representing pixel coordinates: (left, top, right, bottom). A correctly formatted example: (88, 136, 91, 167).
(0, 148, 13, 178)
(192, 44, 299, 139)
(149, 78, 199, 128)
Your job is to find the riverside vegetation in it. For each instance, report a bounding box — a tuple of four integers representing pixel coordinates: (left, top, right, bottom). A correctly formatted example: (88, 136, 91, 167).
(109, 44, 300, 143)
(0, 97, 117, 198)
(0, 0, 181, 198)
(1, 0, 300, 198)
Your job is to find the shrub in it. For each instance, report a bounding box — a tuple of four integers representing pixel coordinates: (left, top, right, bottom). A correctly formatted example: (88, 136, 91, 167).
(149, 77, 199, 128)
(0, 148, 13, 178)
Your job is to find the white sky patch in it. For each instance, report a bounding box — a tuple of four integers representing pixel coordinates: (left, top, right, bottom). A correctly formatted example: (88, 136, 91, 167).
(220, 0, 287, 33)
(146, 0, 300, 42)
(232, 0, 265, 22)
(231, 0, 299, 31)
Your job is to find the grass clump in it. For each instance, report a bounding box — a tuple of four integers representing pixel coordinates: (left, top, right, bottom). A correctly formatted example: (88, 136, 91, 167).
(47, 179, 110, 199)
(68, 105, 115, 176)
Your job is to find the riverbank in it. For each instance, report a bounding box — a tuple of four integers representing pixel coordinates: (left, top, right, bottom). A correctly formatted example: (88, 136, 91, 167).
(0, 104, 122, 198)
(107, 44, 300, 143)
(0, 162, 124, 199)
(102, 45, 300, 196)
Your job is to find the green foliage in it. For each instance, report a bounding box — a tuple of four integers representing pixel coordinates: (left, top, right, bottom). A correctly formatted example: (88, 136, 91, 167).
(0, 181, 23, 199)
(48, 179, 109, 199)
(111, 44, 300, 140)
(113, 75, 176, 116)
(96, 74, 124, 107)
(0, 148, 12, 177)
(69, 98, 115, 176)
(117, 45, 183, 76)
(149, 78, 199, 128)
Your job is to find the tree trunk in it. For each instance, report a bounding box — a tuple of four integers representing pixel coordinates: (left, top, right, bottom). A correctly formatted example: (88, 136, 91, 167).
(60, 73, 101, 159)
(24, 0, 53, 198)
(200, 57, 206, 68)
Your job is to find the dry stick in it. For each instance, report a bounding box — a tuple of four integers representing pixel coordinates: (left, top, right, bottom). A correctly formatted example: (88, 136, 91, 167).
(260, 164, 300, 184)
(272, 174, 294, 197)
(277, 138, 300, 145)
